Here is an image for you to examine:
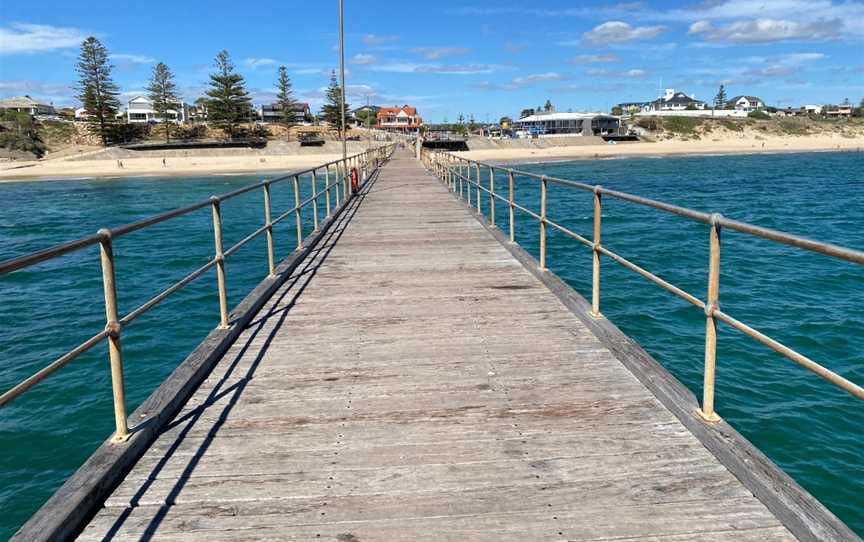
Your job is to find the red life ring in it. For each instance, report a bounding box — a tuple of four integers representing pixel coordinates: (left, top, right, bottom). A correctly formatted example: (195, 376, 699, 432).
(350, 167, 359, 193)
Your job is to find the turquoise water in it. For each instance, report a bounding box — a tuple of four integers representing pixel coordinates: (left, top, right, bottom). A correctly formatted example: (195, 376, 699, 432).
(1, 152, 862, 538)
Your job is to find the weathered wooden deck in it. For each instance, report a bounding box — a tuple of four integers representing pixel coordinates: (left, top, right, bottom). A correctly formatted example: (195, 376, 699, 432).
(80, 151, 796, 541)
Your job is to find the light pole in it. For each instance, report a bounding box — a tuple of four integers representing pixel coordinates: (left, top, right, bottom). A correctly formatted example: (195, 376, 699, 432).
(338, 0, 347, 161)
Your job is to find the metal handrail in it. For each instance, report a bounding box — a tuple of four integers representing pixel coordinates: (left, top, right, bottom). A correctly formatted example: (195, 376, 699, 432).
(424, 149, 864, 420)
(0, 144, 396, 441)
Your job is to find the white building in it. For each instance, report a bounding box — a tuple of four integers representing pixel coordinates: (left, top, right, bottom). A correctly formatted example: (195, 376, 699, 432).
(514, 112, 620, 137)
(0, 95, 56, 117)
(644, 89, 706, 112)
(727, 95, 765, 112)
(125, 95, 186, 124)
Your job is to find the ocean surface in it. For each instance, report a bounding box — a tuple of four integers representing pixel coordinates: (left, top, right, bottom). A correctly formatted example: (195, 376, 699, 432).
(1, 151, 862, 539)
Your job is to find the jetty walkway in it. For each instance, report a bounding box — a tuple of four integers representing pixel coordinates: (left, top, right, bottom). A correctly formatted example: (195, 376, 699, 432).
(65, 150, 802, 541)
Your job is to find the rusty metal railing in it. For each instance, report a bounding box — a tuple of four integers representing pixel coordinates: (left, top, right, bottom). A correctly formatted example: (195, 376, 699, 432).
(423, 149, 864, 422)
(0, 144, 395, 440)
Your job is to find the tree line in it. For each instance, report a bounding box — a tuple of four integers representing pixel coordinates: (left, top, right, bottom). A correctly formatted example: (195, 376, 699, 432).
(76, 37, 349, 146)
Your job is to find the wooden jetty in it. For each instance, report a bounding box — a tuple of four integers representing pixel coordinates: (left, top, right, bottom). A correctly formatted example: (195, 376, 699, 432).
(9, 149, 861, 541)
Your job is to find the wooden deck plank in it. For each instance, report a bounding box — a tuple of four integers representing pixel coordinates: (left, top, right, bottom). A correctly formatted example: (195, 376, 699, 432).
(79, 151, 795, 540)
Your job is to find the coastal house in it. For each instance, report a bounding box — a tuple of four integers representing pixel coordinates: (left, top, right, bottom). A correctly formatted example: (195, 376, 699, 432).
(728, 95, 765, 112)
(0, 95, 56, 117)
(376, 105, 423, 133)
(825, 105, 853, 118)
(125, 96, 186, 124)
(643, 89, 706, 112)
(259, 102, 313, 124)
(351, 104, 381, 127)
(513, 111, 620, 137)
(804, 105, 823, 115)
(74, 107, 92, 120)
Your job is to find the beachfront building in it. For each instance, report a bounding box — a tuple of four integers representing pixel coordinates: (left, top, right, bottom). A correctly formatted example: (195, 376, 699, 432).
(825, 105, 853, 118)
(513, 112, 620, 137)
(376, 105, 423, 134)
(259, 102, 313, 124)
(351, 104, 381, 127)
(125, 96, 186, 124)
(728, 95, 765, 112)
(0, 95, 56, 117)
(643, 89, 706, 112)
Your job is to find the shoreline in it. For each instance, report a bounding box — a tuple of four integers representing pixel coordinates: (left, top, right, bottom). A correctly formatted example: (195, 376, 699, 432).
(486, 146, 864, 167)
(1, 136, 862, 182)
(456, 135, 864, 166)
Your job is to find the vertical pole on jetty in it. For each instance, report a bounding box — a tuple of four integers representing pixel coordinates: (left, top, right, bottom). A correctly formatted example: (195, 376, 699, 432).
(460, 162, 464, 199)
(540, 176, 547, 270)
(508, 170, 515, 243)
(699, 214, 722, 423)
(98, 229, 129, 442)
(293, 175, 303, 249)
(591, 187, 602, 318)
(325, 165, 332, 217)
(475, 163, 481, 214)
(210, 198, 229, 329)
(263, 182, 276, 277)
(338, 0, 347, 163)
(311, 170, 319, 231)
(489, 166, 496, 227)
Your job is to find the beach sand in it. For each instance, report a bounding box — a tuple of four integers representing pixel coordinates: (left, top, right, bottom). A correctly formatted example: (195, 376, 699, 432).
(457, 133, 864, 164)
(0, 153, 353, 182)
(1, 133, 862, 182)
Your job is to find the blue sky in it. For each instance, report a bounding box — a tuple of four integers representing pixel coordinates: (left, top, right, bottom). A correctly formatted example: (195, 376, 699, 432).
(1, 0, 862, 122)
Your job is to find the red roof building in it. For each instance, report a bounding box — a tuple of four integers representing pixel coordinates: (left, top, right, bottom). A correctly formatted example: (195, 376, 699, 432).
(376, 105, 423, 133)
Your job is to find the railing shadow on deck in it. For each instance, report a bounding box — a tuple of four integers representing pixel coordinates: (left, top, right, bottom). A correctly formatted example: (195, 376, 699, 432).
(100, 165, 379, 541)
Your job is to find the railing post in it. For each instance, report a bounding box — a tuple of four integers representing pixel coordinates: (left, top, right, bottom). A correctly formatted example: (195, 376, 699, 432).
(489, 166, 496, 227)
(466, 163, 472, 206)
(508, 170, 515, 243)
(460, 161, 464, 198)
(699, 213, 723, 423)
(98, 229, 129, 442)
(540, 176, 547, 270)
(263, 182, 275, 277)
(293, 175, 303, 250)
(475, 163, 481, 214)
(210, 197, 229, 328)
(325, 164, 332, 217)
(334, 163, 341, 207)
(591, 186, 602, 318)
(311, 170, 319, 231)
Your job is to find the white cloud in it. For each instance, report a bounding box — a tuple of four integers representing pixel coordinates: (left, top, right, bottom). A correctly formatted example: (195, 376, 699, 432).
(244, 58, 278, 69)
(582, 21, 666, 45)
(410, 47, 470, 60)
(688, 18, 839, 43)
(570, 54, 621, 63)
(0, 79, 74, 103)
(110, 53, 155, 64)
(586, 68, 648, 78)
(371, 62, 496, 75)
(478, 72, 567, 91)
(414, 64, 494, 74)
(350, 53, 376, 65)
(0, 23, 90, 55)
(362, 34, 399, 45)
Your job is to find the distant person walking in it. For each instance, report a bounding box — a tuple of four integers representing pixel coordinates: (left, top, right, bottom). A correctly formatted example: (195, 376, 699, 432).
(162, 157, 167, 167)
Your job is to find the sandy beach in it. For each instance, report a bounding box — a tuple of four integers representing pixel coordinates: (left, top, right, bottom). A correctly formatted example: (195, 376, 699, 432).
(0, 153, 356, 182)
(1, 133, 862, 182)
(457, 133, 864, 164)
